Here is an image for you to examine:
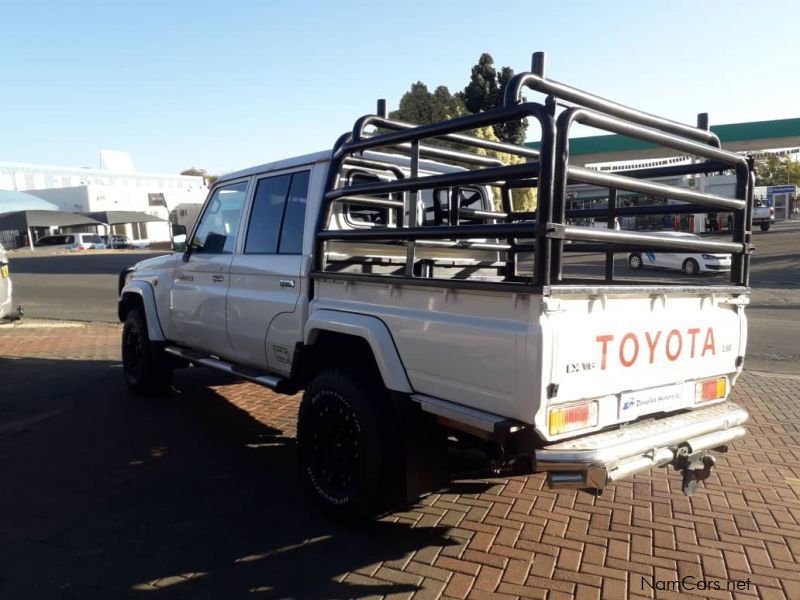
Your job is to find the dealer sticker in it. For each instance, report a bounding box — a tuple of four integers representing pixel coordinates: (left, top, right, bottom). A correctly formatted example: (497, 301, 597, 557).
(619, 383, 684, 421)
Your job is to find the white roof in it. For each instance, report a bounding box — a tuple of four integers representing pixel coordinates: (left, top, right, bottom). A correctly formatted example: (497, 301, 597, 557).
(217, 151, 331, 183)
(216, 148, 467, 185)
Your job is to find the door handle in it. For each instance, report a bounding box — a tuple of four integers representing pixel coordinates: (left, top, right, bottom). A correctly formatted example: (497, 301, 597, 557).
(279, 279, 296, 288)
(212, 274, 224, 283)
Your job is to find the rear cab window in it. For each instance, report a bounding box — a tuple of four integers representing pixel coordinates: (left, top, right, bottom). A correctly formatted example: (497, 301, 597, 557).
(244, 169, 311, 254)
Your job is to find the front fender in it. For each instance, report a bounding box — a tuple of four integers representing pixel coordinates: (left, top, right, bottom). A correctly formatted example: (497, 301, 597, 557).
(304, 309, 412, 393)
(119, 280, 165, 342)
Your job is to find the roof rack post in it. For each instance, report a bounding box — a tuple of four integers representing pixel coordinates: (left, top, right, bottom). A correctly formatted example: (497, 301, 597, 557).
(531, 51, 546, 77)
(377, 99, 387, 119)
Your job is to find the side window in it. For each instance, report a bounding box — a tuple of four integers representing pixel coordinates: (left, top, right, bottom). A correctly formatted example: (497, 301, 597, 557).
(244, 170, 310, 254)
(425, 187, 485, 225)
(279, 170, 310, 254)
(345, 172, 391, 225)
(191, 181, 248, 254)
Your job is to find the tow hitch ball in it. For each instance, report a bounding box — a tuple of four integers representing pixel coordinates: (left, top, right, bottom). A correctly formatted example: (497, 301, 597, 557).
(673, 449, 718, 496)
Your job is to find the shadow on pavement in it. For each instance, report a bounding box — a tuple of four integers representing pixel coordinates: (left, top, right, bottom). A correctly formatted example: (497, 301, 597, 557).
(0, 357, 458, 598)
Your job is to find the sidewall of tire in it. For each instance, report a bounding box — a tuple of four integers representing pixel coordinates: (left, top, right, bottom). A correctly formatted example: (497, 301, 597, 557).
(298, 369, 385, 520)
(122, 308, 172, 395)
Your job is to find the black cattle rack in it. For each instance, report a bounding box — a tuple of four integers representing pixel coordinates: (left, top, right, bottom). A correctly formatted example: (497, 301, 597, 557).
(312, 51, 754, 293)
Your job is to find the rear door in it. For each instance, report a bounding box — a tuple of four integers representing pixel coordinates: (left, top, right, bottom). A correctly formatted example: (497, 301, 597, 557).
(226, 168, 312, 371)
(170, 179, 249, 357)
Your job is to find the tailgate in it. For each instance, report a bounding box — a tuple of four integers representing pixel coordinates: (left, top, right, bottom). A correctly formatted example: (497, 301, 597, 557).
(540, 288, 748, 428)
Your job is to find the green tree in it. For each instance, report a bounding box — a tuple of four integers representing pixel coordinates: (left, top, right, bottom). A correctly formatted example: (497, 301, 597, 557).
(389, 67, 536, 211)
(755, 155, 800, 186)
(462, 53, 527, 145)
(390, 83, 466, 124)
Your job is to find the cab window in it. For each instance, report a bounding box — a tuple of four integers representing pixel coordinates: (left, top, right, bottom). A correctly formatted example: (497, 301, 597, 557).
(191, 181, 248, 254)
(244, 170, 310, 254)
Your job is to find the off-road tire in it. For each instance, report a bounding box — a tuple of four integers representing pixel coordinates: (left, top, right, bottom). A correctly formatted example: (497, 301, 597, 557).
(760, 222, 771, 232)
(297, 368, 387, 520)
(122, 308, 173, 395)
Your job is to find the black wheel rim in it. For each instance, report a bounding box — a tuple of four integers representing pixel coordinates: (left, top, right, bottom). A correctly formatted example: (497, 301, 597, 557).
(122, 324, 142, 381)
(308, 393, 360, 494)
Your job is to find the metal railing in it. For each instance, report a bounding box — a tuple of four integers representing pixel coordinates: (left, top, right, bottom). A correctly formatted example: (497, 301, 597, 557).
(313, 51, 754, 292)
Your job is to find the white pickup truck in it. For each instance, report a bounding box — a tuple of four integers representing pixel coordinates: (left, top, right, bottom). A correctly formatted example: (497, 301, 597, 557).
(119, 53, 755, 518)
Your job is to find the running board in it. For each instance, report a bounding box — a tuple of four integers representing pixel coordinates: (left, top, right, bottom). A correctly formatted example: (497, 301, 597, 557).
(411, 393, 527, 437)
(164, 346, 287, 392)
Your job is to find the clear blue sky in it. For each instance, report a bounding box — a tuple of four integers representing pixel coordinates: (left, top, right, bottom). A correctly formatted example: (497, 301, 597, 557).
(1, 0, 798, 175)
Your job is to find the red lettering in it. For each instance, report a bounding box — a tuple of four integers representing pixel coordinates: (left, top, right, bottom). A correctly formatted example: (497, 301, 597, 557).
(702, 328, 716, 356)
(666, 329, 682, 361)
(619, 333, 639, 367)
(687, 327, 700, 358)
(645, 331, 661, 364)
(596, 335, 614, 370)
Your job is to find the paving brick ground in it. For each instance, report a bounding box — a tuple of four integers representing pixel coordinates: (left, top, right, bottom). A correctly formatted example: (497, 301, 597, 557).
(0, 323, 798, 599)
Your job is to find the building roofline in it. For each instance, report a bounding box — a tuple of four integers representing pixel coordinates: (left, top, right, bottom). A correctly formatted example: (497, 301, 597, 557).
(0, 160, 205, 181)
(525, 117, 800, 155)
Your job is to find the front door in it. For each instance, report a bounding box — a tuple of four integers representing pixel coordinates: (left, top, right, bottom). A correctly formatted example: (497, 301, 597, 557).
(227, 169, 311, 371)
(171, 180, 248, 358)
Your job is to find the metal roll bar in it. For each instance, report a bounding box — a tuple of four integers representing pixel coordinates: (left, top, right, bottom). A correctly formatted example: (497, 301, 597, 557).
(504, 52, 722, 148)
(314, 51, 753, 292)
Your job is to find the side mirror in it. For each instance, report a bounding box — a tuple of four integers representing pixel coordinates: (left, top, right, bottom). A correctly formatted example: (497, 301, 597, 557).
(172, 233, 187, 254)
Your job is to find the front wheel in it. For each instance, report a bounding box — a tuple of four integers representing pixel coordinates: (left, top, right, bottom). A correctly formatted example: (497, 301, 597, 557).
(122, 308, 173, 395)
(297, 368, 387, 520)
(760, 221, 771, 232)
(628, 253, 643, 270)
(683, 258, 700, 275)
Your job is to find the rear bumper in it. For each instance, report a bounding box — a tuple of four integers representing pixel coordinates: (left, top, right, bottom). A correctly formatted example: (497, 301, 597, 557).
(535, 401, 748, 490)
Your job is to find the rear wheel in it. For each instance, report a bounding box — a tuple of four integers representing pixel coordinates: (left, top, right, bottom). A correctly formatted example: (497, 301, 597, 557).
(298, 368, 386, 520)
(760, 221, 771, 232)
(683, 258, 700, 275)
(628, 253, 643, 270)
(122, 308, 173, 395)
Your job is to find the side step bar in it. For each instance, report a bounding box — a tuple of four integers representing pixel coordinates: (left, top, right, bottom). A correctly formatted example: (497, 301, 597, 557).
(411, 393, 527, 437)
(164, 346, 288, 392)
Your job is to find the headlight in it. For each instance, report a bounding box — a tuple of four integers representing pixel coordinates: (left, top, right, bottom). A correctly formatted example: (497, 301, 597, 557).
(701, 254, 720, 260)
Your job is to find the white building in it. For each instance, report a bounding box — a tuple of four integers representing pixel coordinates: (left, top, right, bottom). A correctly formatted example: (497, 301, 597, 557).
(0, 152, 208, 244)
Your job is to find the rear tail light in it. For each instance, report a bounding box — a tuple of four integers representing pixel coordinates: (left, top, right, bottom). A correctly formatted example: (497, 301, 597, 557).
(695, 377, 726, 403)
(549, 401, 598, 436)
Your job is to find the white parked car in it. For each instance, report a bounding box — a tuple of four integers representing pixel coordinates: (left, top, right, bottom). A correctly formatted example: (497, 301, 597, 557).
(628, 232, 731, 275)
(35, 233, 107, 251)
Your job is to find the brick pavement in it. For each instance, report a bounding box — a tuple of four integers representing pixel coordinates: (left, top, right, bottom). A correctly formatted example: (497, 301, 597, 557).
(0, 323, 798, 599)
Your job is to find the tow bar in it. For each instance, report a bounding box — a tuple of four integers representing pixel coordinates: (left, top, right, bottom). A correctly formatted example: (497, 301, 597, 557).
(673, 446, 724, 495)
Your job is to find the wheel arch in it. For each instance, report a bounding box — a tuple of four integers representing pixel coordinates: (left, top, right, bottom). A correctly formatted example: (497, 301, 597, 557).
(299, 310, 413, 393)
(118, 281, 165, 342)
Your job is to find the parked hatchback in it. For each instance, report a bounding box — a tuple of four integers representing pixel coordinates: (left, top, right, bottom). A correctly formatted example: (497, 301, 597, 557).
(101, 235, 133, 249)
(628, 231, 731, 275)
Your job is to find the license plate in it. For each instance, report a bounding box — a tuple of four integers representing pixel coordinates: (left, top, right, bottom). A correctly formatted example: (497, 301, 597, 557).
(0, 265, 8, 278)
(619, 383, 683, 421)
